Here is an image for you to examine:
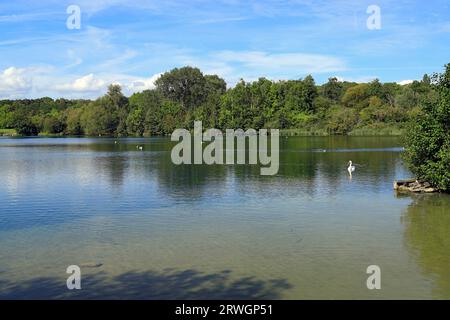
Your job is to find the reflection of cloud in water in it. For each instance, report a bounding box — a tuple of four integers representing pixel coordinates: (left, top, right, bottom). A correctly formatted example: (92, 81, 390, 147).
(0, 137, 412, 230)
(4, 162, 22, 195)
(1, 136, 448, 299)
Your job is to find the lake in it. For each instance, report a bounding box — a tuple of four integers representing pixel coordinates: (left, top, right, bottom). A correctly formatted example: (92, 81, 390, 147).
(0, 136, 449, 299)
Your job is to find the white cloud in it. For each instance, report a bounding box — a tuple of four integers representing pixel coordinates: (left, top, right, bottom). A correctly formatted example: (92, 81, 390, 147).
(397, 79, 414, 86)
(173, 50, 346, 86)
(54, 74, 106, 92)
(125, 73, 161, 93)
(51, 72, 162, 97)
(0, 64, 160, 99)
(0, 67, 33, 97)
(333, 75, 379, 84)
(0, 12, 56, 23)
(332, 76, 345, 82)
(214, 51, 346, 74)
(65, 49, 83, 68)
(96, 49, 138, 71)
(194, 16, 249, 24)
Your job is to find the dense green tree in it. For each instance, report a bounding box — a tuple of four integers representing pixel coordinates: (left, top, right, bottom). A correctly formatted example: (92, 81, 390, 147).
(219, 80, 252, 129)
(155, 67, 207, 110)
(80, 99, 117, 136)
(320, 77, 344, 102)
(0, 65, 442, 139)
(341, 83, 371, 109)
(42, 117, 64, 134)
(11, 111, 38, 136)
(395, 87, 420, 109)
(159, 101, 183, 134)
(302, 75, 319, 112)
(103, 84, 129, 135)
(205, 75, 227, 96)
(65, 108, 83, 135)
(106, 84, 128, 110)
(326, 107, 359, 134)
(129, 90, 163, 112)
(0, 104, 14, 128)
(380, 82, 401, 106)
(126, 108, 145, 136)
(403, 64, 450, 191)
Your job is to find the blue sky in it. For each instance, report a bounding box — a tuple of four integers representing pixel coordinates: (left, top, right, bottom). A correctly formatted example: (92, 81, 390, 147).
(1, 0, 450, 99)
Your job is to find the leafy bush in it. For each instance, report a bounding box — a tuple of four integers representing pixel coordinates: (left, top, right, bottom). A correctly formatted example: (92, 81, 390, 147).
(403, 64, 450, 191)
(326, 107, 359, 135)
(14, 117, 38, 136)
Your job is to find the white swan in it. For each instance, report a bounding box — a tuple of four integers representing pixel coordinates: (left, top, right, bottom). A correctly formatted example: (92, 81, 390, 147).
(347, 160, 355, 174)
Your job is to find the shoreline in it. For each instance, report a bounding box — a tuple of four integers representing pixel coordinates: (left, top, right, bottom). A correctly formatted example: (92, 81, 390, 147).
(0, 129, 404, 138)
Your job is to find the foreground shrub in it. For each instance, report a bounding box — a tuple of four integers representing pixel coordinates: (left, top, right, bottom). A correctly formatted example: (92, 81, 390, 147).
(403, 64, 450, 191)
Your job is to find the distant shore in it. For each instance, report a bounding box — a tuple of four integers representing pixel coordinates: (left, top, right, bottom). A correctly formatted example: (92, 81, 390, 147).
(1, 128, 404, 138)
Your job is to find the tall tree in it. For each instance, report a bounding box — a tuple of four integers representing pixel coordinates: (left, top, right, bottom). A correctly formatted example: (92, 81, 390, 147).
(403, 64, 450, 191)
(321, 77, 344, 102)
(155, 67, 207, 110)
(104, 84, 129, 135)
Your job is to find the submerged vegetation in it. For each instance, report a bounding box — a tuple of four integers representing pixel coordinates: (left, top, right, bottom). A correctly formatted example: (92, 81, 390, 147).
(0, 66, 437, 137)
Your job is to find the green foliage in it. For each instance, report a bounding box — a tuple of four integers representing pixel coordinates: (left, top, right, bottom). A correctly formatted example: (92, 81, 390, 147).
(342, 83, 371, 109)
(41, 109, 66, 134)
(0, 128, 16, 136)
(65, 108, 83, 135)
(0, 104, 14, 128)
(348, 123, 404, 136)
(284, 76, 318, 114)
(403, 64, 450, 191)
(126, 108, 145, 136)
(155, 66, 208, 110)
(80, 99, 118, 136)
(11, 111, 38, 136)
(0, 65, 439, 142)
(320, 77, 344, 101)
(326, 107, 359, 135)
(204, 75, 227, 96)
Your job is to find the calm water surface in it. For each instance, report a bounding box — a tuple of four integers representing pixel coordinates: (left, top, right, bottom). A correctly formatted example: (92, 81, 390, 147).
(0, 136, 449, 299)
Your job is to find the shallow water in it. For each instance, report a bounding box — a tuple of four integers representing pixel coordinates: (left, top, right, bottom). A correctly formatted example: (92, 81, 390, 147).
(0, 136, 448, 299)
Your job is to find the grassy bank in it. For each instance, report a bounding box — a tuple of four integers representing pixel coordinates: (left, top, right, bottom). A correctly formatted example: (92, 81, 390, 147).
(280, 124, 404, 137)
(280, 128, 329, 136)
(348, 124, 404, 136)
(3, 128, 405, 138)
(0, 129, 17, 136)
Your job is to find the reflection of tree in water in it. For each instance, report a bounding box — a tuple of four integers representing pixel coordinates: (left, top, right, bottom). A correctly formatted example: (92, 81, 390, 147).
(135, 136, 405, 200)
(152, 150, 230, 200)
(76, 136, 406, 202)
(94, 155, 128, 188)
(402, 194, 450, 298)
(0, 269, 291, 300)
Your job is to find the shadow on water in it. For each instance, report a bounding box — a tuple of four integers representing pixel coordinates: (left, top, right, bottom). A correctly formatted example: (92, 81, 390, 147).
(401, 193, 450, 299)
(0, 269, 292, 300)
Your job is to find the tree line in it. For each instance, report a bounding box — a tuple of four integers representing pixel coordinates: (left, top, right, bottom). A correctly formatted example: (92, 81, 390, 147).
(0, 66, 437, 137)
